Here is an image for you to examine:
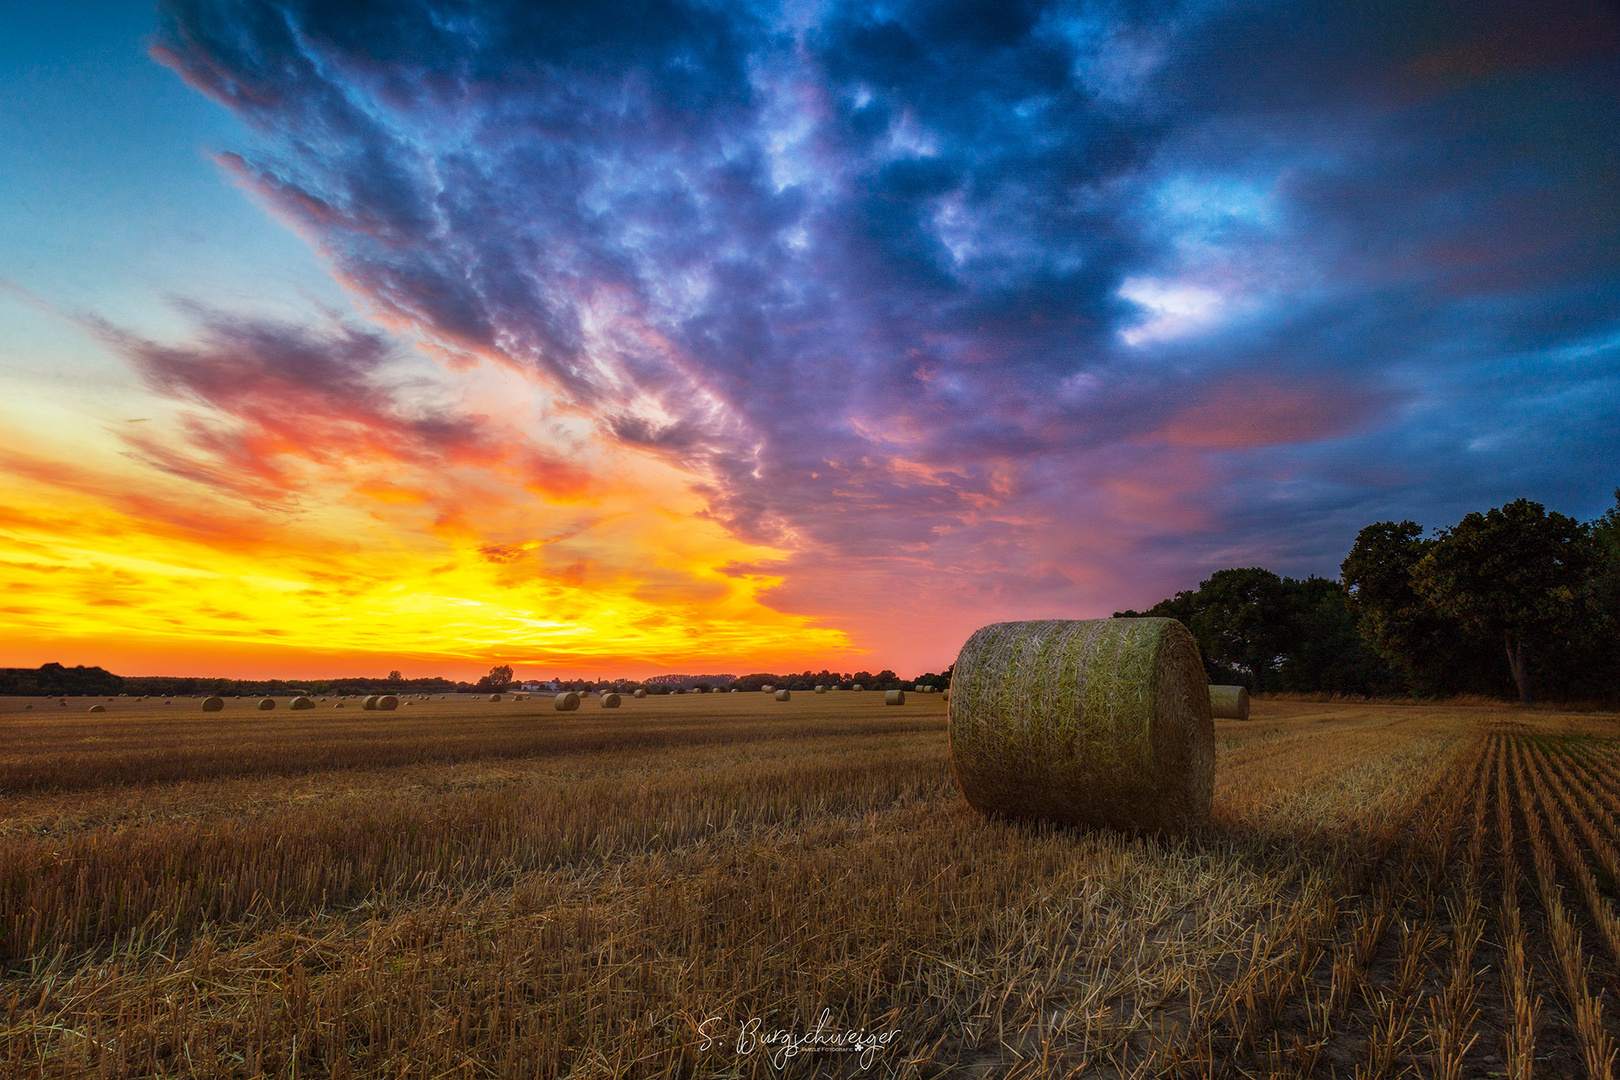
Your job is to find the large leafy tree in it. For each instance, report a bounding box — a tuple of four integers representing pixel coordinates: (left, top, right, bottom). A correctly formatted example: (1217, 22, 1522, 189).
(1340, 521, 1500, 697)
(1411, 499, 1593, 703)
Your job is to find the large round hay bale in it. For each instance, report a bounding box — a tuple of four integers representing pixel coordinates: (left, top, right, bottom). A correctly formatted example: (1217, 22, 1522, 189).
(1209, 685, 1250, 720)
(633, 688, 647, 698)
(257, 698, 276, 711)
(948, 618, 1214, 831)
(290, 696, 315, 711)
(761, 685, 774, 693)
(731, 688, 741, 693)
(851, 684, 863, 692)
(88, 704, 105, 713)
(885, 689, 906, 706)
(601, 692, 621, 708)
(202, 696, 224, 712)
(488, 693, 502, 702)
(362, 695, 379, 711)
(554, 691, 580, 711)
(774, 689, 791, 701)
(815, 685, 827, 693)
(915, 683, 927, 692)
(377, 696, 399, 711)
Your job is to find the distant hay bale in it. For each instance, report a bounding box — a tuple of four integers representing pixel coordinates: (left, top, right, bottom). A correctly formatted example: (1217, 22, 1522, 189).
(774, 689, 791, 701)
(731, 688, 741, 693)
(202, 697, 224, 712)
(334, 703, 345, 708)
(885, 689, 906, 706)
(362, 696, 380, 711)
(290, 696, 315, 711)
(634, 688, 647, 698)
(88, 704, 105, 713)
(851, 684, 863, 692)
(1209, 685, 1251, 720)
(554, 692, 580, 712)
(488, 694, 502, 702)
(948, 618, 1214, 831)
(915, 683, 927, 692)
(814, 685, 827, 693)
(761, 685, 774, 693)
(601, 692, 621, 708)
(257, 699, 276, 711)
(378, 696, 399, 711)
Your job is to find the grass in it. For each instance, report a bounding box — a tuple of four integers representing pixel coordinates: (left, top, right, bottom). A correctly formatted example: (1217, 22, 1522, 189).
(1, 693, 1618, 1076)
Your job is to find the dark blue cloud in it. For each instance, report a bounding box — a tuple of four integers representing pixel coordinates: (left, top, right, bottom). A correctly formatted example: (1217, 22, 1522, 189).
(150, 0, 1620, 645)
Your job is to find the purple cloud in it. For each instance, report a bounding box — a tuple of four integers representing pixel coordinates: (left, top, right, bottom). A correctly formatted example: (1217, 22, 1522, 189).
(149, 0, 1620, 663)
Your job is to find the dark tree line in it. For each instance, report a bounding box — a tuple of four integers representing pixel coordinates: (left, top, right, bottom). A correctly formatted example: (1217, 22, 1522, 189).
(1118, 494, 1620, 704)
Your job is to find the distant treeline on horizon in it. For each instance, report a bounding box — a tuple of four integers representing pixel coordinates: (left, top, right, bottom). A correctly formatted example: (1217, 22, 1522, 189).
(7, 494, 1614, 707)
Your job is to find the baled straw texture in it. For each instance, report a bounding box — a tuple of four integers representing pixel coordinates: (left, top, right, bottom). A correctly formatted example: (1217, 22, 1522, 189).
(377, 696, 400, 711)
(885, 689, 906, 706)
(361, 696, 379, 711)
(257, 699, 276, 711)
(633, 688, 647, 698)
(774, 689, 791, 701)
(851, 684, 863, 692)
(201, 697, 224, 712)
(487, 694, 502, 702)
(600, 692, 621, 708)
(1208, 684, 1250, 720)
(761, 685, 774, 693)
(88, 705, 105, 713)
(815, 685, 827, 693)
(948, 618, 1213, 831)
(290, 696, 314, 711)
(554, 692, 580, 712)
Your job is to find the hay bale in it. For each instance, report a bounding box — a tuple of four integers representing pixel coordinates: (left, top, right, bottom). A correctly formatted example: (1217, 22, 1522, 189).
(1209, 685, 1250, 720)
(290, 696, 315, 711)
(601, 692, 621, 708)
(257, 698, 276, 711)
(202, 696, 224, 712)
(815, 685, 828, 693)
(378, 696, 399, 711)
(885, 689, 906, 706)
(948, 618, 1213, 831)
(731, 688, 741, 693)
(851, 684, 863, 692)
(634, 688, 647, 698)
(88, 704, 105, 713)
(334, 703, 345, 708)
(554, 692, 580, 712)
(362, 696, 380, 711)
(774, 689, 791, 701)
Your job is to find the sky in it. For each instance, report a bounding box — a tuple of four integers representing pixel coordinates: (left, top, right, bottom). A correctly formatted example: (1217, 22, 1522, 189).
(1, 0, 1617, 681)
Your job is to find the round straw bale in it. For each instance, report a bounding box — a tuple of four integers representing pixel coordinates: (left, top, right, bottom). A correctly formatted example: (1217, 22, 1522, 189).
(601, 692, 621, 708)
(378, 696, 399, 711)
(362, 695, 379, 711)
(815, 685, 827, 693)
(554, 691, 580, 711)
(334, 703, 345, 708)
(948, 618, 1213, 831)
(774, 689, 791, 701)
(634, 688, 647, 698)
(290, 696, 315, 711)
(885, 689, 906, 706)
(1208, 685, 1250, 720)
(202, 696, 224, 712)
(761, 685, 773, 693)
(88, 704, 105, 712)
(851, 684, 863, 692)
(488, 693, 502, 702)
(257, 698, 276, 711)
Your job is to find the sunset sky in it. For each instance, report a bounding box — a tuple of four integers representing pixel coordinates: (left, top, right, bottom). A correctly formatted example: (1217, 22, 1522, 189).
(2, 0, 1617, 681)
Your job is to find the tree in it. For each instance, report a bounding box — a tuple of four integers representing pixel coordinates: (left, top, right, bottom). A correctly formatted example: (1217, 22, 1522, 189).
(1340, 520, 1515, 698)
(475, 664, 515, 692)
(1412, 499, 1593, 704)
(387, 669, 403, 682)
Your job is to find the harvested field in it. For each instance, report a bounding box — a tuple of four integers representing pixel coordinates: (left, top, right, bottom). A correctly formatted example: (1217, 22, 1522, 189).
(1, 693, 1617, 1077)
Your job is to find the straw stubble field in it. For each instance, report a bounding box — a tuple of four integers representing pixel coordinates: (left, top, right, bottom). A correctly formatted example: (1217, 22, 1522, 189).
(1, 692, 1618, 1077)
